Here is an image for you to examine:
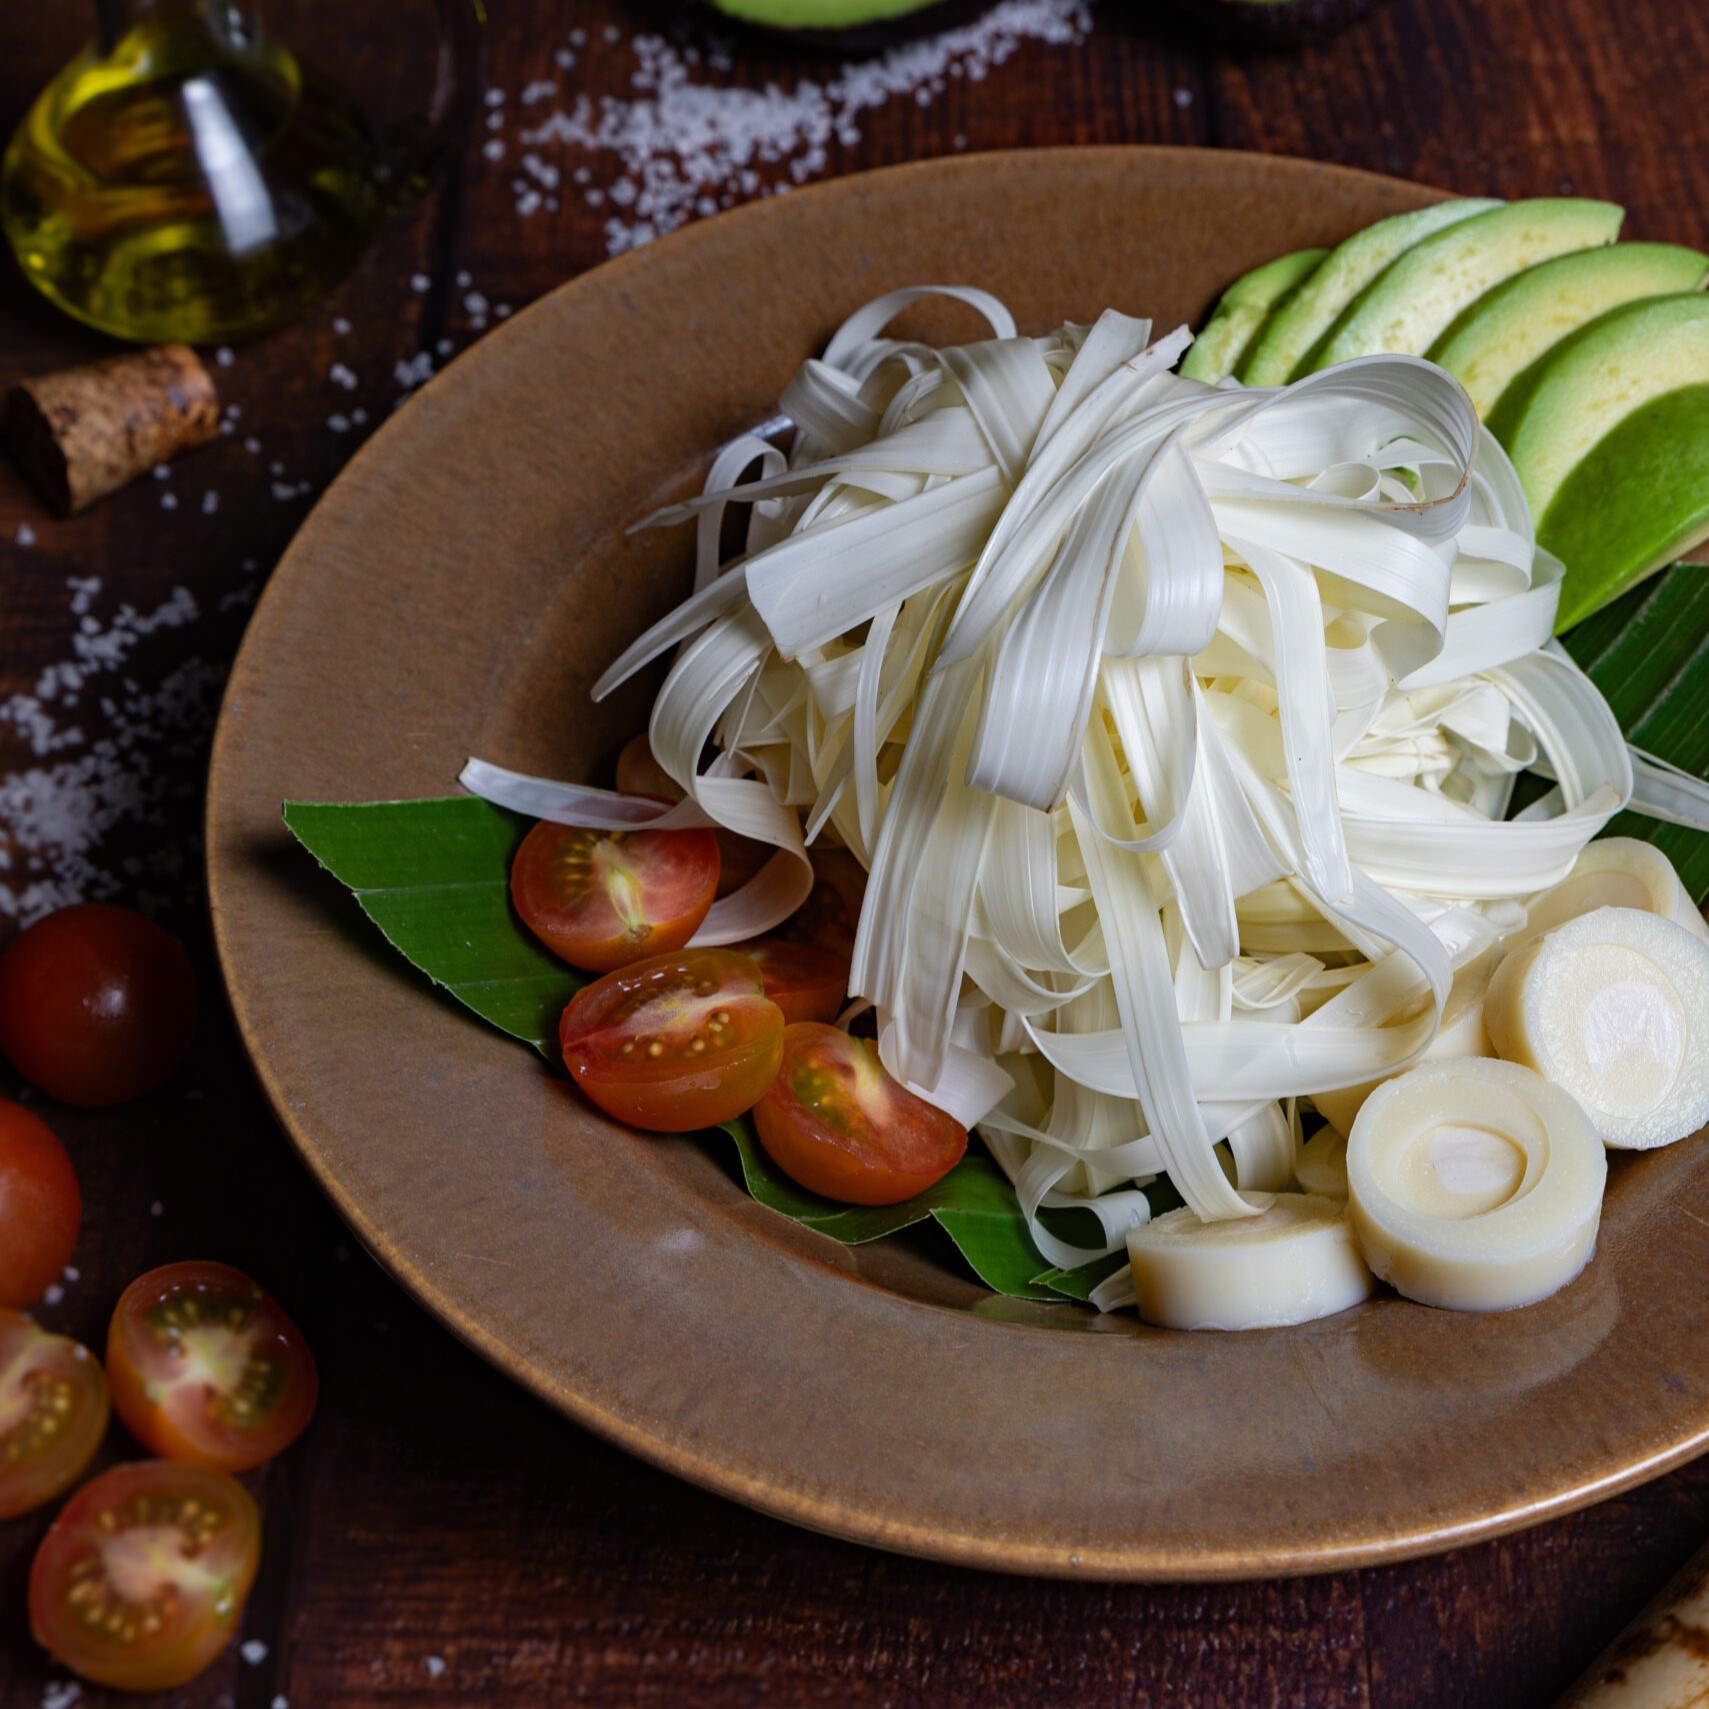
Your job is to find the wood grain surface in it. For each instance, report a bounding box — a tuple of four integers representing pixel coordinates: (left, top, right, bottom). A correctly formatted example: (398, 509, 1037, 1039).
(1, 1, 1707, 1705)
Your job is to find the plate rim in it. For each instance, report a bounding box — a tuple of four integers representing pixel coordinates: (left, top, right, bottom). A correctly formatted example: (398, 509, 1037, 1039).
(206, 144, 1709, 1580)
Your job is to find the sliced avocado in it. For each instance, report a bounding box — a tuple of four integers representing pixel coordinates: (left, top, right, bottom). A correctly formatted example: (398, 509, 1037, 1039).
(1540, 384, 1709, 626)
(1180, 248, 1328, 383)
(1308, 199, 1624, 371)
(1240, 199, 1501, 385)
(707, 0, 949, 27)
(1430, 243, 1708, 418)
(1496, 293, 1709, 524)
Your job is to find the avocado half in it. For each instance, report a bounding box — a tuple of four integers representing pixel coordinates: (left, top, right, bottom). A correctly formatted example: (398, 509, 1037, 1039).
(1160, 0, 1386, 49)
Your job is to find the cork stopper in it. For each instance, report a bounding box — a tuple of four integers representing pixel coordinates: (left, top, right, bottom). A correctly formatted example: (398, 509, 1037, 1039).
(5, 343, 221, 517)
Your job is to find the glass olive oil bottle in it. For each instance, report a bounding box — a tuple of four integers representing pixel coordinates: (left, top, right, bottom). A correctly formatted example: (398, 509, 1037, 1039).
(2, 0, 485, 344)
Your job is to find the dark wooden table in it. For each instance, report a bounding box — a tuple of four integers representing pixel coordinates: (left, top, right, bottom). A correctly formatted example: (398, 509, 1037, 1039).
(2, 1, 1707, 1703)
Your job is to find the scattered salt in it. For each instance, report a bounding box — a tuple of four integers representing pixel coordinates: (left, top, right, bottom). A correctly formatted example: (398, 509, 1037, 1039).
(150, 1200, 164, 1216)
(15, 523, 36, 547)
(153, 464, 171, 480)
(202, 492, 219, 515)
(271, 481, 299, 502)
(424, 1657, 447, 1679)
(485, 110, 504, 132)
(410, 273, 431, 292)
(43, 1283, 63, 1305)
(160, 492, 178, 510)
(456, 269, 473, 288)
(240, 1639, 269, 1665)
(351, 407, 369, 426)
(483, 138, 505, 161)
(244, 437, 263, 454)
(484, 87, 506, 107)
(521, 80, 557, 104)
(214, 347, 235, 368)
(62, 1265, 79, 1282)
(273, 1698, 290, 1709)
(1174, 87, 1194, 107)
(333, 315, 353, 335)
(329, 362, 359, 391)
(42, 1681, 81, 1709)
(513, 1, 1092, 254)
(394, 352, 435, 392)
(328, 414, 351, 434)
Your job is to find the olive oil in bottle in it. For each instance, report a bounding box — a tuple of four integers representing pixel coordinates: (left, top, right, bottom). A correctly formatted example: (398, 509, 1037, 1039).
(1, 4, 388, 344)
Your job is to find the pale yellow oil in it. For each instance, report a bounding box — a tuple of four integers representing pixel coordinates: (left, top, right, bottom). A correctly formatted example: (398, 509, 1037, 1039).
(1, 17, 388, 343)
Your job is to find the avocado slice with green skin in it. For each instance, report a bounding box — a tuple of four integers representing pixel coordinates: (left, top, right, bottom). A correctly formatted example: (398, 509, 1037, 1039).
(1495, 293, 1709, 525)
(1308, 199, 1624, 372)
(1180, 248, 1329, 383)
(1540, 383, 1709, 627)
(1240, 199, 1501, 385)
(707, 0, 949, 27)
(1429, 243, 1709, 419)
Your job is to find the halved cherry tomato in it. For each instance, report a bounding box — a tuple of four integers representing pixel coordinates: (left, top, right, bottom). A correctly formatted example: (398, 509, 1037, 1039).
(616, 732, 772, 899)
(741, 937, 849, 1026)
(106, 1261, 318, 1473)
(0, 1310, 109, 1519)
(0, 1100, 80, 1308)
(753, 1023, 967, 1206)
(560, 948, 785, 1132)
(30, 1460, 261, 1692)
(511, 818, 720, 973)
(0, 903, 197, 1107)
(781, 847, 867, 961)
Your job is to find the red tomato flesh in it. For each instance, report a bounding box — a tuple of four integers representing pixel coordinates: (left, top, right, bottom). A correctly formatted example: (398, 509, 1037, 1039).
(511, 818, 719, 973)
(107, 1261, 318, 1473)
(615, 732, 772, 899)
(781, 847, 867, 961)
(0, 903, 197, 1107)
(30, 1459, 261, 1693)
(0, 1100, 80, 1308)
(560, 948, 785, 1132)
(753, 1023, 967, 1206)
(741, 937, 849, 1026)
(0, 1310, 109, 1520)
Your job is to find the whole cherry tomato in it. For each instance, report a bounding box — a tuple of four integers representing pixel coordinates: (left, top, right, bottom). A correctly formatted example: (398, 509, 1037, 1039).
(740, 937, 849, 1026)
(0, 904, 196, 1106)
(0, 1100, 80, 1308)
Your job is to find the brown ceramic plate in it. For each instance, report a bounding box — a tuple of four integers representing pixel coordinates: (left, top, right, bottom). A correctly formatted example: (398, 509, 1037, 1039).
(207, 148, 1709, 1580)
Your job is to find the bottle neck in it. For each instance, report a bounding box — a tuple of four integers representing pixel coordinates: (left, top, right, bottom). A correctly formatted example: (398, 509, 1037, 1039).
(95, 0, 262, 54)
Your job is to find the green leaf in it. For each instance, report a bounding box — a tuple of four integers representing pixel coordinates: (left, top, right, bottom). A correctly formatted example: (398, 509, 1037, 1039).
(284, 798, 581, 1055)
(718, 1119, 1067, 1301)
(284, 797, 1086, 1301)
(1560, 564, 1709, 900)
(1032, 1251, 1128, 1302)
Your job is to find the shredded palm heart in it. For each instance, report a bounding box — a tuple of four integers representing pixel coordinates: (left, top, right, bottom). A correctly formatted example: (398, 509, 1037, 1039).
(463, 286, 1709, 1305)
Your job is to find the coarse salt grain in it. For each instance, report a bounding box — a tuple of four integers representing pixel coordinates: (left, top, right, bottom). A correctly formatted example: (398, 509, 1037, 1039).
(410, 273, 432, 292)
(241, 1639, 269, 1665)
(333, 315, 353, 335)
(513, 0, 1092, 253)
(16, 523, 36, 546)
(214, 347, 235, 368)
(425, 1658, 447, 1679)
